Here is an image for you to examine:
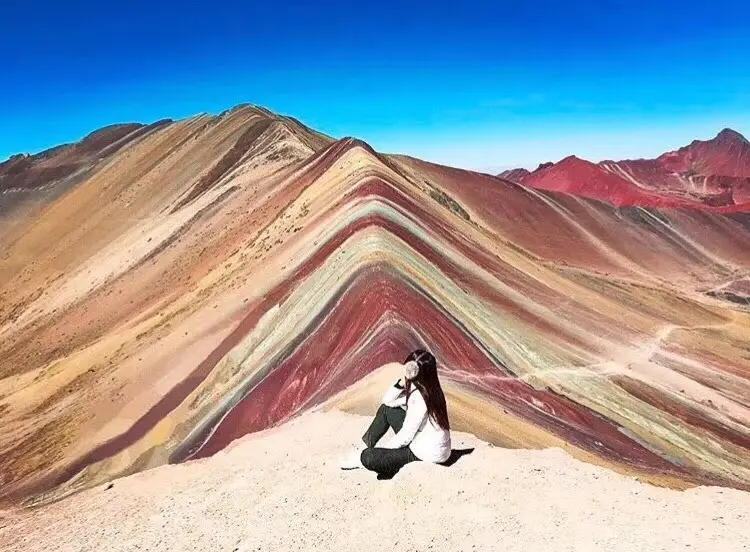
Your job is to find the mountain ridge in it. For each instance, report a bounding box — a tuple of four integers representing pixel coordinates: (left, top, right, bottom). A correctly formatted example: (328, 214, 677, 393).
(500, 128, 750, 210)
(1, 104, 749, 507)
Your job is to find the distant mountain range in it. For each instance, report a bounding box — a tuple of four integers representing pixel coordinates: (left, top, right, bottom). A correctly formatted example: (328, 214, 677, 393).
(499, 128, 750, 211)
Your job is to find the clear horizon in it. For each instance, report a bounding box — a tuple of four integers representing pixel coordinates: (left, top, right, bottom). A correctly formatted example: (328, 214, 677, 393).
(1, 0, 749, 172)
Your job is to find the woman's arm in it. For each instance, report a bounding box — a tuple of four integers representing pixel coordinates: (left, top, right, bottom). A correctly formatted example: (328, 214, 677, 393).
(383, 391, 427, 449)
(381, 379, 407, 408)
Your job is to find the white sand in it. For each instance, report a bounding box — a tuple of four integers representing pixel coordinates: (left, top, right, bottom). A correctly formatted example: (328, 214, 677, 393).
(1, 409, 749, 552)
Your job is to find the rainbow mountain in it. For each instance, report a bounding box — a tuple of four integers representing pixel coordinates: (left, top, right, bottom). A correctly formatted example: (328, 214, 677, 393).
(1, 105, 749, 505)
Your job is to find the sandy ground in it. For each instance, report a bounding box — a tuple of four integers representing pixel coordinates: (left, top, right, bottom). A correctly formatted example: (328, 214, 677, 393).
(1, 409, 748, 552)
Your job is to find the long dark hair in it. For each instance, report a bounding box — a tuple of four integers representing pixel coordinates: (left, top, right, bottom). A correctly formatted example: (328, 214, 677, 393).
(404, 348, 450, 430)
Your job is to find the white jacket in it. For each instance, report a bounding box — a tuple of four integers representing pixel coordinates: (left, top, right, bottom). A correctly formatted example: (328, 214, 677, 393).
(381, 383, 451, 463)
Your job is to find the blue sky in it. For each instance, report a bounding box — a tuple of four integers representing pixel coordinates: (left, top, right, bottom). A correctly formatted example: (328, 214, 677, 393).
(1, 0, 749, 171)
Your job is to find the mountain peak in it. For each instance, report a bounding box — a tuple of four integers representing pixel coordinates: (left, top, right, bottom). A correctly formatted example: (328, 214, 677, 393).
(714, 128, 749, 145)
(556, 155, 591, 168)
(497, 168, 531, 182)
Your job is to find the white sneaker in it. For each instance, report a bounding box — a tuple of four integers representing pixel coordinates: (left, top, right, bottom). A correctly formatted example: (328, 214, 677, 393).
(339, 446, 365, 470)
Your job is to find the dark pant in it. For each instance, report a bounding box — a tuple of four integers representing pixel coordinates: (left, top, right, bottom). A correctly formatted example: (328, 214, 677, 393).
(360, 404, 419, 476)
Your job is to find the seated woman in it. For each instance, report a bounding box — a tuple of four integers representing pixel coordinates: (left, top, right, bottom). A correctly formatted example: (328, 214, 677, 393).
(340, 348, 451, 477)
